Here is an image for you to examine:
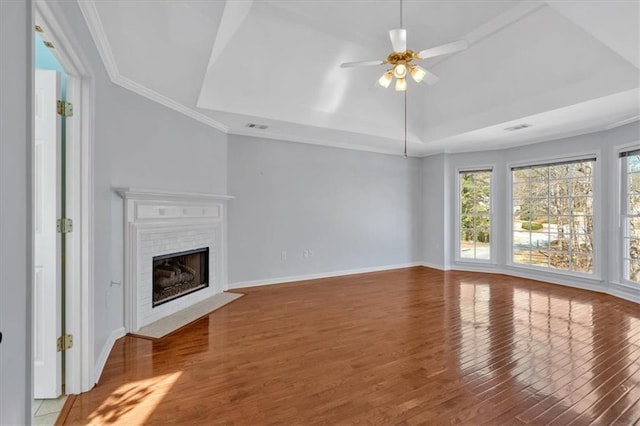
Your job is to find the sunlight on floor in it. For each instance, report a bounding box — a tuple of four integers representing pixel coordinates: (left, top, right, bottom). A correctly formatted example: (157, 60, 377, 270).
(88, 372, 182, 425)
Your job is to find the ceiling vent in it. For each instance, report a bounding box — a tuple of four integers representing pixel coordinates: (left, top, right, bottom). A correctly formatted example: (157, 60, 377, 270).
(504, 123, 532, 131)
(245, 123, 268, 130)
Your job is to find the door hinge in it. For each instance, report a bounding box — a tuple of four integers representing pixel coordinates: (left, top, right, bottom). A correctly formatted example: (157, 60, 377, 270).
(56, 218, 73, 233)
(57, 334, 73, 352)
(57, 100, 73, 117)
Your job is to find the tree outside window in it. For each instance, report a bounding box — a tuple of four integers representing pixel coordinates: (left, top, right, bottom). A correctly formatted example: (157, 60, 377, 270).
(460, 170, 491, 260)
(622, 152, 640, 283)
(512, 160, 594, 273)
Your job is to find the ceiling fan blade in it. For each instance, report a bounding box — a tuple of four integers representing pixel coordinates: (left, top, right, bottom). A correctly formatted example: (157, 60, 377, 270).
(416, 40, 468, 60)
(389, 28, 406, 52)
(340, 59, 384, 68)
(423, 69, 440, 85)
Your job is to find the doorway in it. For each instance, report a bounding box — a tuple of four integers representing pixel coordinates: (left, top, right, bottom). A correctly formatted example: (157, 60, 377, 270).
(33, 32, 66, 425)
(33, 0, 95, 415)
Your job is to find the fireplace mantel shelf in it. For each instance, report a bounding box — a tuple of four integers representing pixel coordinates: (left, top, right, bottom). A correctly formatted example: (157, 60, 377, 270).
(115, 187, 234, 203)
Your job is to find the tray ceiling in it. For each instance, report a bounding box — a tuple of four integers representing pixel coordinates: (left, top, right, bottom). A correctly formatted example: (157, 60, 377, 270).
(80, 0, 639, 156)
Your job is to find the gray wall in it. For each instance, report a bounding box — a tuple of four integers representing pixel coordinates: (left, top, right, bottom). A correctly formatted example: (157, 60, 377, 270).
(421, 154, 446, 268)
(228, 135, 423, 285)
(49, 1, 228, 374)
(0, 0, 32, 423)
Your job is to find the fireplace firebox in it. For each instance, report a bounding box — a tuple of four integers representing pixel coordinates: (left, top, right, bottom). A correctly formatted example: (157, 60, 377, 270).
(152, 247, 209, 307)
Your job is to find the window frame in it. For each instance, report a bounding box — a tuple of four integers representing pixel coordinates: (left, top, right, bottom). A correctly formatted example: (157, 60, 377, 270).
(507, 152, 601, 279)
(455, 166, 495, 264)
(618, 145, 640, 287)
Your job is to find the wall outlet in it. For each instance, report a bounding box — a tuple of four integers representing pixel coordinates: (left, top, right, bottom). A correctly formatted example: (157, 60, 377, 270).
(281, 251, 287, 261)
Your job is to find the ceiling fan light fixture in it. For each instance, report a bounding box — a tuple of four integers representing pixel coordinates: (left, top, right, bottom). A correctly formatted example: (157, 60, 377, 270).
(395, 77, 407, 92)
(393, 63, 407, 79)
(378, 70, 393, 88)
(410, 65, 427, 83)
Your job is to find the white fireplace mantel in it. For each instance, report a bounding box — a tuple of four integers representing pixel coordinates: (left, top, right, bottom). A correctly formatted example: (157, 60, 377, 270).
(116, 188, 233, 333)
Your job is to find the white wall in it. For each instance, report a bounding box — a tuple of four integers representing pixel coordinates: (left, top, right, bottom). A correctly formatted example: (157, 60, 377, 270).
(47, 1, 228, 379)
(425, 122, 640, 303)
(227, 135, 423, 286)
(0, 0, 32, 423)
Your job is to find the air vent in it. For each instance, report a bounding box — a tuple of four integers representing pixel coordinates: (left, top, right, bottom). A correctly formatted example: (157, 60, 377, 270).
(245, 123, 268, 130)
(504, 123, 532, 131)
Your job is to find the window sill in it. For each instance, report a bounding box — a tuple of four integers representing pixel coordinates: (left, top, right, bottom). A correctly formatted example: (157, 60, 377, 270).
(504, 263, 602, 285)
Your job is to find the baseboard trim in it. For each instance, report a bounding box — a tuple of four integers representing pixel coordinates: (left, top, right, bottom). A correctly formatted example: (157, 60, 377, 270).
(421, 262, 449, 271)
(229, 262, 423, 289)
(93, 326, 125, 385)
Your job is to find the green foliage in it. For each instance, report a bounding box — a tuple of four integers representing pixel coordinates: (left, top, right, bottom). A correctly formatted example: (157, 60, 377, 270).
(521, 222, 543, 231)
(460, 171, 490, 243)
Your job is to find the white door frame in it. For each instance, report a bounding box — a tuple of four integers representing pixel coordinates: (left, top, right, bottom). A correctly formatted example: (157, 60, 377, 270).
(35, 1, 95, 394)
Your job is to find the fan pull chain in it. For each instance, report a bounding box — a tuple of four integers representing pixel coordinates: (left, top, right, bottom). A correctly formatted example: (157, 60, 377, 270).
(403, 90, 408, 158)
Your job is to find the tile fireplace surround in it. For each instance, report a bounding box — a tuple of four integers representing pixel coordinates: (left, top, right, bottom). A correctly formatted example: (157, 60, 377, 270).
(116, 188, 233, 333)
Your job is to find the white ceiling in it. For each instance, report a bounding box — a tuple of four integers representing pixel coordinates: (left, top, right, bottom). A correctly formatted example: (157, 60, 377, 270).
(80, 0, 639, 156)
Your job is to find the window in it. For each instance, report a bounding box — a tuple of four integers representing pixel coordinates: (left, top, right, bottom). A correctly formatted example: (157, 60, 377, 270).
(621, 150, 640, 284)
(511, 159, 595, 273)
(459, 170, 491, 260)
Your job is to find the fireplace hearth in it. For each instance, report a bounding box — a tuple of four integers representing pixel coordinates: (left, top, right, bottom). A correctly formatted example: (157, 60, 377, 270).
(153, 247, 209, 307)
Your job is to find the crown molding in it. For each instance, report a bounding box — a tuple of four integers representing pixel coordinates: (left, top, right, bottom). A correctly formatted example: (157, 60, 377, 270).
(76, 0, 229, 133)
(228, 127, 416, 157)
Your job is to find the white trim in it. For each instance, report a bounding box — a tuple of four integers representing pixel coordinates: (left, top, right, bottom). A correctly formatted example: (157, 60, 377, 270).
(605, 115, 640, 130)
(608, 282, 640, 304)
(35, 1, 96, 394)
(117, 189, 231, 332)
(76, 0, 229, 133)
(507, 150, 600, 171)
(421, 261, 450, 271)
(74, 0, 424, 158)
(228, 128, 410, 158)
(92, 327, 125, 385)
(112, 75, 229, 133)
(228, 262, 423, 289)
(616, 141, 640, 287)
(506, 151, 601, 278)
(114, 187, 233, 203)
(454, 166, 495, 263)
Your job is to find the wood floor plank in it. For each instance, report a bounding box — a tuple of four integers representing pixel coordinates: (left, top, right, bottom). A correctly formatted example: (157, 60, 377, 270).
(62, 267, 640, 425)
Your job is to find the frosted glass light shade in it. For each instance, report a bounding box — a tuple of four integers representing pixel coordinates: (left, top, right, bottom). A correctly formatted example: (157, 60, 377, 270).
(378, 71, 393, 88)
(395, 77, 407, 91)
(410, 65, 427, 83)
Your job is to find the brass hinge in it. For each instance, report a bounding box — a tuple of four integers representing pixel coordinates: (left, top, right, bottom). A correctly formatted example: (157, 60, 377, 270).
(57, 334, 73, 352)
(56, 100, 73, 117)
(56, 218, 73, 233)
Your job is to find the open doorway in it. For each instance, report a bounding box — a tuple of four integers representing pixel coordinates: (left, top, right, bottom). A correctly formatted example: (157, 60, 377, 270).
(33, 2, 95, 422)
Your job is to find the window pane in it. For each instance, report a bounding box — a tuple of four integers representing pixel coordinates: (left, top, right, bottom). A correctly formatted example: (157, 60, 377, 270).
(459, 170, 491, 260)
(512, 159, 594, 274)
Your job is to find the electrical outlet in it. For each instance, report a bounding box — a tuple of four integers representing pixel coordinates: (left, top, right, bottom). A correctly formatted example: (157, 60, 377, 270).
(281, 251, 287, 261)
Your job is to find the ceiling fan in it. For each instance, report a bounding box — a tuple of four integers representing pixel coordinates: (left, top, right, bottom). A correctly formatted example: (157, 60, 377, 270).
(340, 29, 468, 91)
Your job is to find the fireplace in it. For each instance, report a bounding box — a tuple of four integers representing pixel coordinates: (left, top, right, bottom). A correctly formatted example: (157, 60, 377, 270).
(117, 187, 232, 332)
(153, 247, 209, 307)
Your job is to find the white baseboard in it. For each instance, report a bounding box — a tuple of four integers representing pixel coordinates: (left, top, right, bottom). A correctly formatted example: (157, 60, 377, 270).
(607, 282, 640, 304)
(421, 262, 449, 271)
(93, 326, 126, 385)
(231, 261, 638, 305)
(229, 262, 423, 289)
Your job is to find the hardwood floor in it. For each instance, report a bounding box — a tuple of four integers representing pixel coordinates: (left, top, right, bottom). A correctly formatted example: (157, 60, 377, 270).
(63, 267, 640, 425)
